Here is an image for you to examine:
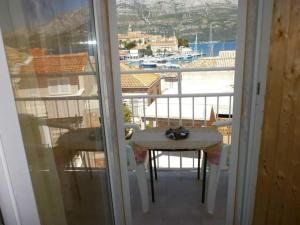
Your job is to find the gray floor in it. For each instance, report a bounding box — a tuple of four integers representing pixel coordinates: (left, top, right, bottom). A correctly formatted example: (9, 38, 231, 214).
(129, 170, 228, 225)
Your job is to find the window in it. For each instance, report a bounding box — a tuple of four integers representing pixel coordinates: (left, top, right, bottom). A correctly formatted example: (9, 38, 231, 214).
(27, 88, 39, 97)
(48, 78, 71, 95)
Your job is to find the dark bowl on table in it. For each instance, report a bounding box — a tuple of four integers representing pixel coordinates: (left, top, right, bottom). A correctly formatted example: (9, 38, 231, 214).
(165, 126, 189, 140)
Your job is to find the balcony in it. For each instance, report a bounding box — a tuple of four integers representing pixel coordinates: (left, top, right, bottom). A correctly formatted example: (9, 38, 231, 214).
(12, 64, 234, 225)
(14, 66, 233, 166)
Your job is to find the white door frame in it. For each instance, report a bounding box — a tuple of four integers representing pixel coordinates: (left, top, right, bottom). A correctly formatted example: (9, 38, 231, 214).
(226, 0, 248, 223)
(92, 0, 132, 224)
(0, 29, 41, 225)
(229, 0, 273, 225)
(236, 0, 274, 224)
(0, 1, 129, 225)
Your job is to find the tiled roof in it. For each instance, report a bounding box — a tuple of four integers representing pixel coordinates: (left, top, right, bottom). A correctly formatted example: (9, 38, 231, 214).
(5, 47, 26, 65)
(119, 62, 139, 71)
(184, 51, 236, 69)
(121, 74, 160, 89)
(150, 41, 177, 46)
(184, 57, 235, 68)
(119, 62, 160, 88)
(20, 52, 89, 74)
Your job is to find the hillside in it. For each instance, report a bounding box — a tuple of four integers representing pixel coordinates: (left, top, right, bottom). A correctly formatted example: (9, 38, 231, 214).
(117, 0, 238, 42)
(2, 0, 238, 52)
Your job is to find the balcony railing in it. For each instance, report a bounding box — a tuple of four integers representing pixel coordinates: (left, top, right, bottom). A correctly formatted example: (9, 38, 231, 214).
(14, 66, 234, 169)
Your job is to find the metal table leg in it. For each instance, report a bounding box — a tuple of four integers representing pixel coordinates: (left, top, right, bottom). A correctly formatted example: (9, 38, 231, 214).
(202, 151, 208, 204)
(197, 150, 201, 180)
(149, 149, 155, 202)
(153, 150, 158, 180)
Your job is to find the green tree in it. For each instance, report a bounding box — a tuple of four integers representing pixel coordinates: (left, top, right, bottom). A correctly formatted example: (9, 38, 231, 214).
(123, 104, 133, 137)
(163, 49, 167, 55)
(178, 38, 189, 47)
(124, 41, 137, 50)
(145, 45, 153, 56)
(123, 104, 132, 123)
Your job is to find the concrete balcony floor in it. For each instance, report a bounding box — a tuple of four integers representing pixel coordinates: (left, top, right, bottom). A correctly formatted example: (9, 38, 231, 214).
(129, 170, 228, 225)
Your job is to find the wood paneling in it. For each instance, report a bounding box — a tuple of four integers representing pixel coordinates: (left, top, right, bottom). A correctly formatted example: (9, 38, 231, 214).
(253, 0, 300, 225)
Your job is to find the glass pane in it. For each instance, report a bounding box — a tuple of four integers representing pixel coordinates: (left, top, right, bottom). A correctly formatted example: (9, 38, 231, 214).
(117, 0, 237, 224)
(0, 1, 114, 225)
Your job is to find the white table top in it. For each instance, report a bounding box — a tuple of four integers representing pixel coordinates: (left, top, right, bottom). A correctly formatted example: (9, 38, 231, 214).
(56, 128, 104, 151)
(131, 127, 222, 150)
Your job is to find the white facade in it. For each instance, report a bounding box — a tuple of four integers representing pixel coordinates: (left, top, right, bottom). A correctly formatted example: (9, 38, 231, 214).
(129, 49, 144, 58)
(146, 70, 235, 121)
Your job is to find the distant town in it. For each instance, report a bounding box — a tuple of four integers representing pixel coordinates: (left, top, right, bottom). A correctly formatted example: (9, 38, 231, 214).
(118, 25, 236, 71)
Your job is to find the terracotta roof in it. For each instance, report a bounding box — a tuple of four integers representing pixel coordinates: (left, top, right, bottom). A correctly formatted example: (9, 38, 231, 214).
(119, 62, 139, 71)
(20, 52, 89, 74)
(5, 47, 26, 65)
(150, 41, 177, 46)
(184, 51, 236, 69)
(121, 74, 160, 89)
(132, 45, 147, 50)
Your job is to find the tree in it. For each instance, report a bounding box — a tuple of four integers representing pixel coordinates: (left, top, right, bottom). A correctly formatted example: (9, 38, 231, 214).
(178, 38, 189, 47)
(123, 104, 133, 137)
(123, 104, 132, 123)
(145, 45, 153, 56)
(124, 41, 137, 50)
(163, 49, 167, 55)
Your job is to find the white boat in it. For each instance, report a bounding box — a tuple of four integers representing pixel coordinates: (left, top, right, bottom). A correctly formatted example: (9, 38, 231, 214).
(163, 63, 180, 69)
(140, 62, 157, 68)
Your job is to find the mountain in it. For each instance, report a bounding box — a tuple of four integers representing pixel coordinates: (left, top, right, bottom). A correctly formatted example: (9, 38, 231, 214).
(2, 4, 93, 53)
(3, 0, 238, 52)
(117, 0, 238, 42)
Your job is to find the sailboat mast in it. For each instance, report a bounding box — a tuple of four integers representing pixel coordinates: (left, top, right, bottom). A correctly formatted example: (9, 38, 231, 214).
(209, 23, 213, 57)
(194, 34, 198, 52)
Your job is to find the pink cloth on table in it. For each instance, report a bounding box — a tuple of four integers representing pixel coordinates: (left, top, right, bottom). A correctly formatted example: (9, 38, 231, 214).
(207, 143, 222, 165)
(132, 144, 148, 164)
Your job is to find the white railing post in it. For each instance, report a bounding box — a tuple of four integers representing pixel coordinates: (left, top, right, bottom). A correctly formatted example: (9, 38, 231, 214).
(167, 97, 170, 126)
(131, 98, 134, 123)
(217, 96, 220, 119)
(178, 71, 182, 126)
(88, 100, 92, 128)
(192, 97, 195, 127)
(143, 98, 146, 129)
(204, 97, 207, 126)
(155, 100, 158, 127)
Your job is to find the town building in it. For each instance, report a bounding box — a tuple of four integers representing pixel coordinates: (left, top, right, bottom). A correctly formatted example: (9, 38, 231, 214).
(118, 25, 178, 55)
(119, 49, 130, 60)
(129, 48, 145, 58)
(122, 73, 161, 119)
(13, 48, 96, 130)
(178, 46, 194, 55)
(150, 36, 178, 54)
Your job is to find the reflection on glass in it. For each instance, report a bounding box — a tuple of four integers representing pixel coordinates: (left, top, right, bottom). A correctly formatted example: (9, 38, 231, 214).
(0, 0, 113, 225)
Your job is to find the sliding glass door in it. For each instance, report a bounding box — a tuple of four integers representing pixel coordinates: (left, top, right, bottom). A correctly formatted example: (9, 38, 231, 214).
(0, 0, 122, 224)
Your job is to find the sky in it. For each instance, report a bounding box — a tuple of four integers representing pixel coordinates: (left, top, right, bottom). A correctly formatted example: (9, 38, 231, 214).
(22, 0, 89, 23)
(23, 0, 87, 15)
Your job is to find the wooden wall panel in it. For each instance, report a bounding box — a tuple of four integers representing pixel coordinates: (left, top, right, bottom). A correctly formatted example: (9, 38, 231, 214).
(253, 0, 300, 225)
